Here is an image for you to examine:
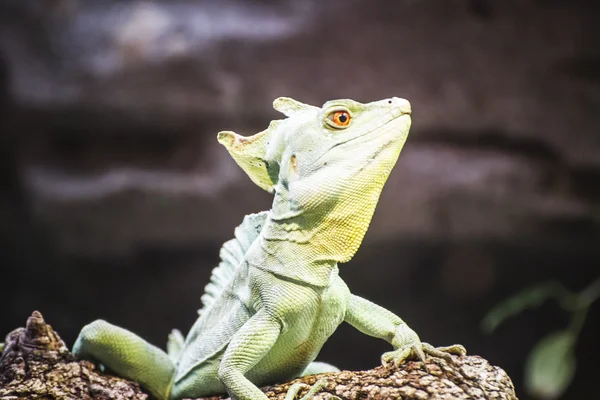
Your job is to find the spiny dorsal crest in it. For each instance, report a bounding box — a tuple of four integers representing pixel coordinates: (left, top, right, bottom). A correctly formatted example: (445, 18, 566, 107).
(198, 211, 268, 314)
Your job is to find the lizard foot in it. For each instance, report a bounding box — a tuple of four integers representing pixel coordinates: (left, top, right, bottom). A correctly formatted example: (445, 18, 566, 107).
(381, 342, 466, 368)
(285, 378, 340, 400)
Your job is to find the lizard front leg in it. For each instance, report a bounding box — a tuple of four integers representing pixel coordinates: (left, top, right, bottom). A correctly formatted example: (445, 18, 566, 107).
(217, 310, 334, 400)
(216, 310, 281, 400)
(344, 294, 466, 367)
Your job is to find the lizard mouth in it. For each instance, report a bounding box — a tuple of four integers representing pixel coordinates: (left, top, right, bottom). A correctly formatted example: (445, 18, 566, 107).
(339, 112, 410, 151)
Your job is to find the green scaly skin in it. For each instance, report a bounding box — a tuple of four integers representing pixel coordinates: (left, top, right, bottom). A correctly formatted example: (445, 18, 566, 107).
(71, 97, 466, 400)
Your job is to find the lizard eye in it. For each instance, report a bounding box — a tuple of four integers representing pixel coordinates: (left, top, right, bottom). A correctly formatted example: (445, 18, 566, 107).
(326, 110, 352, 128)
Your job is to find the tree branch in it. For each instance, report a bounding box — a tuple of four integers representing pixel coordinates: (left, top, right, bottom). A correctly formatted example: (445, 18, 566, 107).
(0, 312, 517, 400)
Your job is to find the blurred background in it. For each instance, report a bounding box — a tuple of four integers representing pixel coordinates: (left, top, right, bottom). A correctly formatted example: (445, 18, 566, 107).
(0, 1, 598, 399)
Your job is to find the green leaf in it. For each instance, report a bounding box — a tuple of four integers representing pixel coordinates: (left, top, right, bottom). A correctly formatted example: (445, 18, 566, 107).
(525, 330, 576, 400)
(482, 282, 566, 332)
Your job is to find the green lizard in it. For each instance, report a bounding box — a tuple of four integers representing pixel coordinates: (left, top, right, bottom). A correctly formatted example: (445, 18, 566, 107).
(72, 97, 465, 400)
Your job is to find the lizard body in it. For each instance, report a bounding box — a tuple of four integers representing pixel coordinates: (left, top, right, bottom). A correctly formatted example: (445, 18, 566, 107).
(72, 97, 465, 400)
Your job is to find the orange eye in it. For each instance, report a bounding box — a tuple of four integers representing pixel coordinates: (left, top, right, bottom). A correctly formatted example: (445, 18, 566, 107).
(328, 111, 351, 127)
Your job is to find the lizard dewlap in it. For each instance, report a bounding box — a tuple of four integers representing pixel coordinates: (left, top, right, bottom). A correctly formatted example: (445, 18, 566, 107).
(73, 97, 465, 400)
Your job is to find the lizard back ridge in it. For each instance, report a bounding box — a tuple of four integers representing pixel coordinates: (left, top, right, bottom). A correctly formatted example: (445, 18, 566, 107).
(198, 211, 269, 314)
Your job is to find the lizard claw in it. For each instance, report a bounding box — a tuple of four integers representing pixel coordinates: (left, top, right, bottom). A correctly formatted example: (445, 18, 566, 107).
(381, 323, 425, 367)
(421, 342, 467, 366)
(381, 346, 412, 368)
(285, 378, 339, 400)
(381, 334, 466, 368)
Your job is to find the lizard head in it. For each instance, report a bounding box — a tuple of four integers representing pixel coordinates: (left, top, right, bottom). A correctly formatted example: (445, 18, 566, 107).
(218, 96, 411, 262)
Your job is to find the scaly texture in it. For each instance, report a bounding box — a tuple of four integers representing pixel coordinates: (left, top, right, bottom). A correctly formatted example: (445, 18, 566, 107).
(0, 312, 516, 400)
(71, 97, 468, 400)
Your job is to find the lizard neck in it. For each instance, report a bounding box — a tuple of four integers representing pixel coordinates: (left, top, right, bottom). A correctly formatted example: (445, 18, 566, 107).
(262, 181, 381, 266)
(244, 181, 379, 287)
(245, 214, 340, 288)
